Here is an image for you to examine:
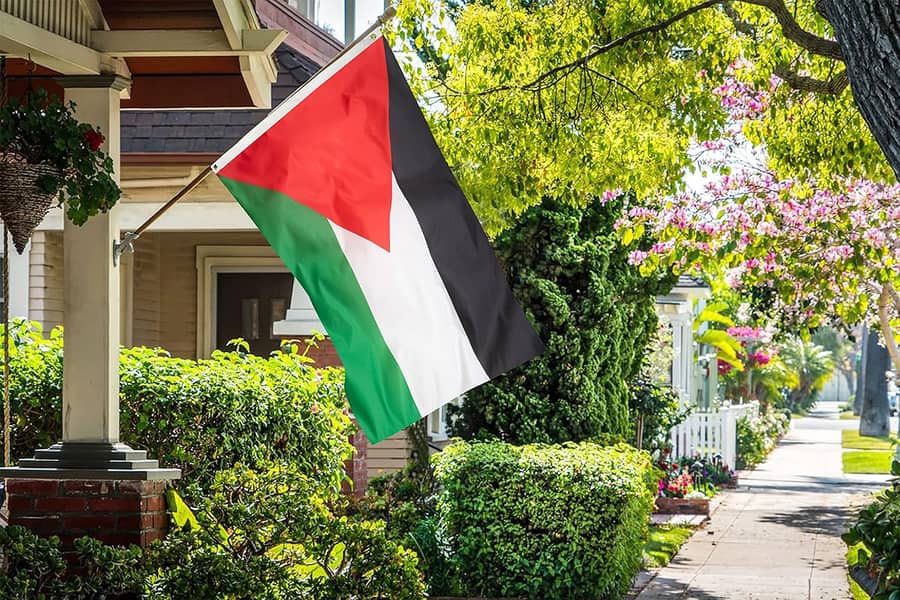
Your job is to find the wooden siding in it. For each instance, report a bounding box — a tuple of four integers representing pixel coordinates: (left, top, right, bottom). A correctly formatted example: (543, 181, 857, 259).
(131, 233, 161, 348)
(367, 431, 413, 481)
(28, 231, 64, 331)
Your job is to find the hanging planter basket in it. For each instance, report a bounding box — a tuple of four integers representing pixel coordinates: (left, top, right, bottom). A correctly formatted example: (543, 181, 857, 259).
(0, 157, 61, 253)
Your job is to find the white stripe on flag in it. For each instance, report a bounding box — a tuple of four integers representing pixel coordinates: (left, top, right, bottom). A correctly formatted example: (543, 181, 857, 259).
(328, 175, 489, 416)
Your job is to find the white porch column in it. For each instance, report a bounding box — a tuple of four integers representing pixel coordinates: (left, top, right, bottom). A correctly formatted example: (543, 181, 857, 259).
(60, 75, 129, 443)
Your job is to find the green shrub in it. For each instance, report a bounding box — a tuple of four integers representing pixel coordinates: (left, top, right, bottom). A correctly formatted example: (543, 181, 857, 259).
(736, 408, 789, 469)
(450, 197, 675, 444)
(3, 321, 353, 490)
(0, 526, 147, 599)
(434, 441, 657, 599)
(629, 377, 689, 452)
(843, 460, 900, 599)
(354, 457, 464, 596)
(149, 463, 425, 600)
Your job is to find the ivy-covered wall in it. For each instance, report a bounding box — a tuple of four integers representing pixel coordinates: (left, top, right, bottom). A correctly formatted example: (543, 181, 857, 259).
(451, 197, 675, 444)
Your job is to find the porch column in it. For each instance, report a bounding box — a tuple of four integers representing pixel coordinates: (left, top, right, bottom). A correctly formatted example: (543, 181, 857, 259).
(0, 74, 179, 480)
(0, 75, 178, 552)
(60, 76, 127, 443)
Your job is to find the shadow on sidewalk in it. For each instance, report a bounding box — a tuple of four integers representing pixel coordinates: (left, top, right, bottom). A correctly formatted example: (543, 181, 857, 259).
(639, 574, 726, 600)
(758, 502, 854, 535)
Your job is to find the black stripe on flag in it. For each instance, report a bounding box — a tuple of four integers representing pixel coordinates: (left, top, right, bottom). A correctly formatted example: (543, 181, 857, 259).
(382, 39, 544, 378)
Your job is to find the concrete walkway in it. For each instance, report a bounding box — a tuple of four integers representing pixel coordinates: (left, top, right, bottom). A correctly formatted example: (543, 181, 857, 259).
(638, 410, 887, 600)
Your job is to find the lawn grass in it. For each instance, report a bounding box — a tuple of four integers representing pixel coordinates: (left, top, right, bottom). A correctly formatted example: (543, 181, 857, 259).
(643, 525, 695, 569)
(843, 451, 893, 474)
(842, 429, 897, 451)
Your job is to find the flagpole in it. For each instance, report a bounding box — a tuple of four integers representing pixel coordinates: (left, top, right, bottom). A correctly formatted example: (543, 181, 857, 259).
(112, 5, 398, 265)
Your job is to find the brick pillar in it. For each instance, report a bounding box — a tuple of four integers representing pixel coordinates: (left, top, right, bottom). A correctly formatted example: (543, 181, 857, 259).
(6, 479, 168, 549)
(342, 427, 368, 498)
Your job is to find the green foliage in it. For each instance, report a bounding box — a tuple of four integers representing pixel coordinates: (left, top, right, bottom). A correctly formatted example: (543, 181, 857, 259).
(450, 197, 674, 444)
(629, 376, 689, 452)
(0, 88, 121, 225)
(391, 1, 893, 233)
(735, 408, 789, 469)
(354, 457, 463, 595)
(0, 526, 147, 599)
(843, 460, 900, 599)
(775, 336, 836, 413)
(149, 463, 425, 600)
(392, 0, 740, 232)
(3, 321, 353, 491)
(434, 441, 658, 599)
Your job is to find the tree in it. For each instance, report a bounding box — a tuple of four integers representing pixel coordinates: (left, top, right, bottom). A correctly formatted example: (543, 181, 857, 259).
(449, 196, 675, 443)
(777, 336, 835, 414)
(859, 331, 891, 438)
(393, 1, 896, 231)
(390, 1, 900, 421)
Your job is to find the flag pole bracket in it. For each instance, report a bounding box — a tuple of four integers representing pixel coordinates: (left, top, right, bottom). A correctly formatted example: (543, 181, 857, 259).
(112, 231, 139, 266)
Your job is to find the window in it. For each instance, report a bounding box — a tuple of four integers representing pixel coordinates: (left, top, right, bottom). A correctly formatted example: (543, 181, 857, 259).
(288, 0, 387, 43)
(426, 396, 463, 442)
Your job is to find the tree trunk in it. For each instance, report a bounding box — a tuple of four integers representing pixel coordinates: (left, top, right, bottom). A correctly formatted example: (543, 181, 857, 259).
(820, 0, 900, 180)
(853, 326, 867, 415)
(859, 331, 890, 438)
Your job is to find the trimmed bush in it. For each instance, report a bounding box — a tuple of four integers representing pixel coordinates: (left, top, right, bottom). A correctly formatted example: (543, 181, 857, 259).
(434, 441, 658, 599)
(450, 197, 675, 444)
(4, 321, 353, 490)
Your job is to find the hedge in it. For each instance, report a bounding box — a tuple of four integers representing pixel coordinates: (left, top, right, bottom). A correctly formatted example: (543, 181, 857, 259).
(449, 197, 675, 444)
(434, 441, 658, 599)
(4, 321, 352, 490)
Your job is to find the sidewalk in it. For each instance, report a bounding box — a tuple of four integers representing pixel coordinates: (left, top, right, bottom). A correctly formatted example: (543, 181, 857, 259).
(637, 415, 887, 600)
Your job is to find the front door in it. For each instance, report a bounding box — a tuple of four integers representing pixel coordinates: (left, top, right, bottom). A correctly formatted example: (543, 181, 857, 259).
(216, 272, 294, 356)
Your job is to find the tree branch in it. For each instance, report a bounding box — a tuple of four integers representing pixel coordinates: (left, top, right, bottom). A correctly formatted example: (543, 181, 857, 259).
(519, 0, 724, 94)
(772, 64, 849, 94)
(740, 0, 842, 60)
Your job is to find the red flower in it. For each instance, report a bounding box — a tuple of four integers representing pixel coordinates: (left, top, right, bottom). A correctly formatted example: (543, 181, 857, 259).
(84, 129, 104, 151)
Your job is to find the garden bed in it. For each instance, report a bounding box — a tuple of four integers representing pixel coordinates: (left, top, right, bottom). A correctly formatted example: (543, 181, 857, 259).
(654, 497, 709, 515)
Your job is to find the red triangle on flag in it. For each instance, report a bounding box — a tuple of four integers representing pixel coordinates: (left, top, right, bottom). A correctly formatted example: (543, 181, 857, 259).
(218, 39, 393, 250)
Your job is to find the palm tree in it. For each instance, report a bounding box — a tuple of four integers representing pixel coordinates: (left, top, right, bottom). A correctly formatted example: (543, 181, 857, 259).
(777, 336, 836, 413)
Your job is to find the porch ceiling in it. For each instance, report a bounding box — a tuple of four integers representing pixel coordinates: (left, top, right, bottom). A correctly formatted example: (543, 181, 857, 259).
(0, 0, 284, 109)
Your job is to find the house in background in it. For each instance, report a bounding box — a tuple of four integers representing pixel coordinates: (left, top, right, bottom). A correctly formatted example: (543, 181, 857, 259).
(656, 276, 757, 468)
(13, 0, 418, 490)
(654, 275, 714, 409)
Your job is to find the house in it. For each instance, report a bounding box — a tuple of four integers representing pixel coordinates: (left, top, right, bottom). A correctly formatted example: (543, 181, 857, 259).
(655, 275, 714, 408)
(11, 0, 417, 489)
(0, 0, 286, 548)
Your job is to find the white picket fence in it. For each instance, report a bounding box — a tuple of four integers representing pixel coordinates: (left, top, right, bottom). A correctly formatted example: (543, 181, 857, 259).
(669, 401, 759, 469)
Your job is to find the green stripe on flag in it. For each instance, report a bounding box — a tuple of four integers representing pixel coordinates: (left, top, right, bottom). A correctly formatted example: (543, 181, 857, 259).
(218, 176, 421, 443)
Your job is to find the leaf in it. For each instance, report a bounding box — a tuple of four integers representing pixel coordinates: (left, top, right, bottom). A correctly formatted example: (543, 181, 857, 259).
(166, 489, 200, 532)
(695, 308, 735, 329)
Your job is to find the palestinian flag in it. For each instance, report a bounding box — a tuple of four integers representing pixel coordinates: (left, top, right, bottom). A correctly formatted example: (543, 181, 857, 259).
(213, 33, 543, 443)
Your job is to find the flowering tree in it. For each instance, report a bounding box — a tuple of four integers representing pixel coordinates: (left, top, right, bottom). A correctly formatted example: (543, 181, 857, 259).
(617, 73, 900, 380)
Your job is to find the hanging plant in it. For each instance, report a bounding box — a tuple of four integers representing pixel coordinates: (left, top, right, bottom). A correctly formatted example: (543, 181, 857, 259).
(0, 88, 121, 252)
